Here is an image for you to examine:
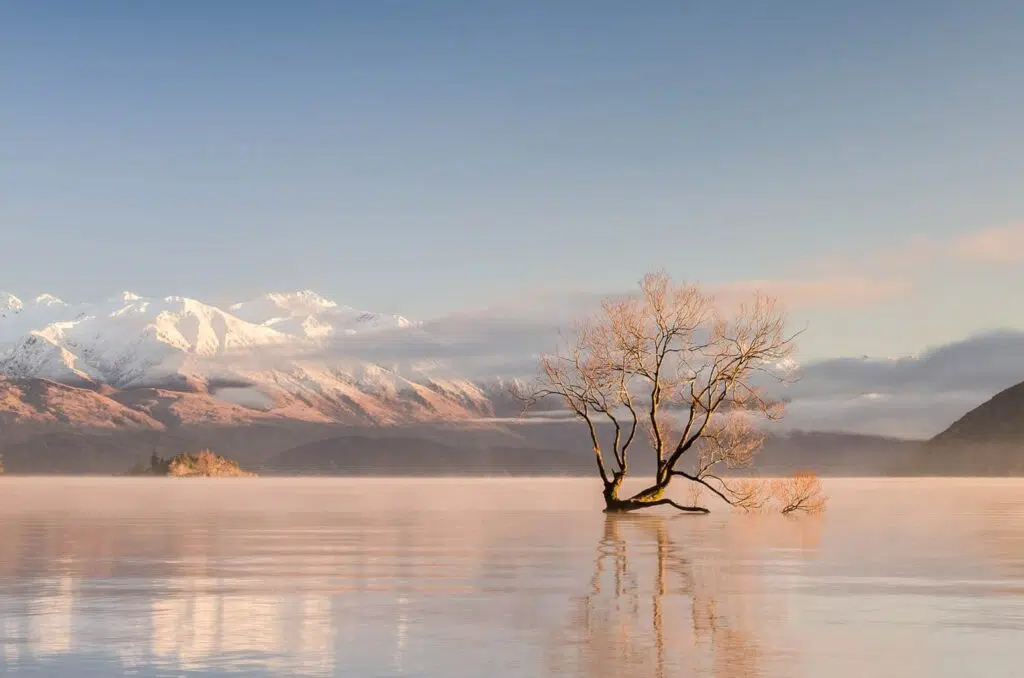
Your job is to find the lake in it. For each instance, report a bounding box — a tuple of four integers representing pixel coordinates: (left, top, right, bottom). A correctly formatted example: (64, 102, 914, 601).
(1, 478, 1022, 677)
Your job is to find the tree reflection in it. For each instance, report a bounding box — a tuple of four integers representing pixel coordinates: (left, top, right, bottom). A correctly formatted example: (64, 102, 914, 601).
(545, 514, 768, 678)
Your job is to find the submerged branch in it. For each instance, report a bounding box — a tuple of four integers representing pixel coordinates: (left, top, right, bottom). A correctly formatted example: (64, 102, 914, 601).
(641, 499, 710, 514)
(605, 496, 710, 514)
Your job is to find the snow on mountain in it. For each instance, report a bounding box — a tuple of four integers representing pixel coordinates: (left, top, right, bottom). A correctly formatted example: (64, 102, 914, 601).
(34, 293, 67, 307)
(264, 314, 334, 339)
(229, 290, 339, 324)
(3, 288, 1019, 438)
(230, 290, 419, 340)
(0, 292, 289, 382)
(0, 332, 102, 384)
(1, 292, 23, 315)
(0, 289, 492, 425)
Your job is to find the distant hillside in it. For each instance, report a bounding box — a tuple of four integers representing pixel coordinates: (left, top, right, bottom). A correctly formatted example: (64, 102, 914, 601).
(931, 380, 1024, 445)
(0, 373, 926, 476)
(0, 377, 164, 437)
(265, 434, 591, 476)
(0, 377, 353, 474)
(753, 430, 922, 476)
(2, 431, 193, 475)
(924, 380, 1024, 474)
(262, 427, 920, 477)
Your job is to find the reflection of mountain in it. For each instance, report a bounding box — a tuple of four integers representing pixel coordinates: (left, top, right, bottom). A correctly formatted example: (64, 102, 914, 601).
(969, 486, 1024, 579)
(0, 503, 344, 676)
(0, 533, 338, 675)
(0, 485, 564, 676)
(0, 578, 337, 677)
(25, 571, 74, 657)
(150, 585, 335, 676)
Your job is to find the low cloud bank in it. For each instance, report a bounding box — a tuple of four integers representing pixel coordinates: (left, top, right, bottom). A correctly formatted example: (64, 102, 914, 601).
(776, 330, 1024, 437)
(232, 294, 1024, 439)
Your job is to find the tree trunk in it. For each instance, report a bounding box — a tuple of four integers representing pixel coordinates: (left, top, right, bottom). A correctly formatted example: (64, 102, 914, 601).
(602, 473, 626, 511)
(602, 476, 708, 514)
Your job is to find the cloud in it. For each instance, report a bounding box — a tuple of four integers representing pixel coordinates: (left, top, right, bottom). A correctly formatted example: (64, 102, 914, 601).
(727, 222, 1024, 312)
(278, 275, 895, 378)
(947, 223, 1024, 264)
(711, 276, 913, 310)
(240, 285, 1024, 438)
(223, 221, 1024, 438)
(775, 329, 1024, 438)
(230, 299, 576, 381)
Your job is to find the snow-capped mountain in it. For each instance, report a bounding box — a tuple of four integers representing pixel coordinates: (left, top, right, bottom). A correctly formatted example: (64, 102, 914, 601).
(0, 290, 503, 425)
(229, 290, 419, 339)
(1, 292, 291, 384)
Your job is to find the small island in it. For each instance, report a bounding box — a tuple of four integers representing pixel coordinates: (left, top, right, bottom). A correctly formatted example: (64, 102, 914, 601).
(125, 450, 256, 478)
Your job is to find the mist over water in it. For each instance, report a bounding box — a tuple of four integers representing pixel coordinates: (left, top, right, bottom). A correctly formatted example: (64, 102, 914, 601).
(1, 478, 1023, 677)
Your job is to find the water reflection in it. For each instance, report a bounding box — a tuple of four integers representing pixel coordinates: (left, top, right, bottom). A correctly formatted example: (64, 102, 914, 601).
(0, 512, 343, 676)
(1, 478, 1023, 677)
(0, 488, 816, 677)
(545, 514, 785, 678)
(1, 575, 337, 676)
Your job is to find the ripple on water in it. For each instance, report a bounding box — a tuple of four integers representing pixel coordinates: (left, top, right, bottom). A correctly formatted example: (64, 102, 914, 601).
(0, 477, 1023, 678)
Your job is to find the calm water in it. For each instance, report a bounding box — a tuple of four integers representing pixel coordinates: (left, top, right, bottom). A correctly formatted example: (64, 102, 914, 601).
(1, 478, 1023, 677)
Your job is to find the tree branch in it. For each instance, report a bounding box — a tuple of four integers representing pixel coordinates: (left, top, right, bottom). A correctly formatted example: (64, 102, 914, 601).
(619, 390, 639, 472)
(640, 498, 710, 514)
(582, 402, 611, 485)
(669, 470, 735, 506)
(599, 407, 625, 471)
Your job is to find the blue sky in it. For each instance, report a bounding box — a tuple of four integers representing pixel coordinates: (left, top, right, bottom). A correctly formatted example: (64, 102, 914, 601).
(3, 0, 1023, 360)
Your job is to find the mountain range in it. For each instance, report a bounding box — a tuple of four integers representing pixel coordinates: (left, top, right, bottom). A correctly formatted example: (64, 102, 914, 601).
(1, 289, 1022, 475)
(0, 289, 516, 426)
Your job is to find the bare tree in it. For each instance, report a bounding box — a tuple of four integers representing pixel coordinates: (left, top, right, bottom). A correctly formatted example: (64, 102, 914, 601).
(519, 271, 816, 514)
(772, 471, 827, 515)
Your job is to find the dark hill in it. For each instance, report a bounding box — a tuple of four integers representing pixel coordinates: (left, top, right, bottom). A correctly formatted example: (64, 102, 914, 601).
(0, 430, 195, 475)
(924, 380, 1024, 474)
(931, 380, 1024, 446)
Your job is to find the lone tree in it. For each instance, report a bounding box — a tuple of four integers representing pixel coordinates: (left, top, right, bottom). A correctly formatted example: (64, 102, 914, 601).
(520, 272, 821, 514)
